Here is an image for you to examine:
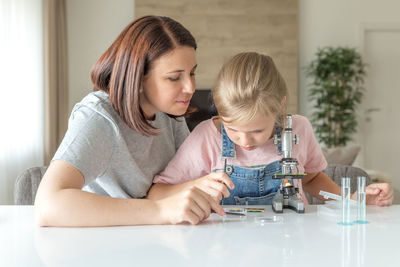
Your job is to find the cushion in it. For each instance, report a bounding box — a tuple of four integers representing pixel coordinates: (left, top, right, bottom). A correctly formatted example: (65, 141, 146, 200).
(321, 146, 360, 166)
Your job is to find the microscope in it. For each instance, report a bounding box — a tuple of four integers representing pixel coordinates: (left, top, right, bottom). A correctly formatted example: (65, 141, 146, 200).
(271, 114, 305, 213)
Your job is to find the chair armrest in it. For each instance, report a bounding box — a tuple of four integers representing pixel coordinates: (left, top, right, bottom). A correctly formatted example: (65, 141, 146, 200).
(305, 164, 372, 205)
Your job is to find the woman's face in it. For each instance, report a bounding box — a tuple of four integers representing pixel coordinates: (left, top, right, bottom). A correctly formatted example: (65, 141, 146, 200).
(140, 46, 197, 119)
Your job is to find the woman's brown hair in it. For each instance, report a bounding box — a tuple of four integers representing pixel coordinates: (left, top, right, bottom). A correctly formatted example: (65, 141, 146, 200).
(91, 15, 197, 136)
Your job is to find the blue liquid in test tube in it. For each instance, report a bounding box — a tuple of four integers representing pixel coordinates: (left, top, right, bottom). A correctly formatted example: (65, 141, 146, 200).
(355, 176, 369, 224)
(339, 177, 353, 226)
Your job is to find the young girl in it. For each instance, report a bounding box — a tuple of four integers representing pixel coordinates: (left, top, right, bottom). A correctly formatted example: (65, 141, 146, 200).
(148, 52, 394, 207)
(34, 15, 225, 227)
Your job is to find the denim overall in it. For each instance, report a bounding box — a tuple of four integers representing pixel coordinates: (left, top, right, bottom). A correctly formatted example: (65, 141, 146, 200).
(220, 125, 282, 205)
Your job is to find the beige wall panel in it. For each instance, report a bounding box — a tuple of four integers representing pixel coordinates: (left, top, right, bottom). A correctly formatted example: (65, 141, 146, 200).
(136, 0, 298, 113)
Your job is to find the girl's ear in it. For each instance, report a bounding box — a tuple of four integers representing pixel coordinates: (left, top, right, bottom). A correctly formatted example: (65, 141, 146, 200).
(281, 96, 287, 106)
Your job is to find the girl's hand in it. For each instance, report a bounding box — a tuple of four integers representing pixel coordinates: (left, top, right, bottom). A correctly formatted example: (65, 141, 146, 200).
(156, 187, 226, 225)
(192, 172, 235, 202)
(365, 183, 393, 206)
(351, 183, 394, 206)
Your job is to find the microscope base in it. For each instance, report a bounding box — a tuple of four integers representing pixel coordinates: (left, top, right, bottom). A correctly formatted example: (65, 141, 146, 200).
(272, 192, 305, 214)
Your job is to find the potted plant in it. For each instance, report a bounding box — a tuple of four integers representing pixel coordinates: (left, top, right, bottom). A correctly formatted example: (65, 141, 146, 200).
(305, 47, 366, 148)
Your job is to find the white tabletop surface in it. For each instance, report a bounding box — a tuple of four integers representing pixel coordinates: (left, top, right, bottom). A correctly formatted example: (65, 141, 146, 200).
(1, 205, 399, 267)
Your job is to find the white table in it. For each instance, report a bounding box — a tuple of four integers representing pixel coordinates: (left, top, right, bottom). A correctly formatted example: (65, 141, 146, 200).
(1, 205, 399, 267)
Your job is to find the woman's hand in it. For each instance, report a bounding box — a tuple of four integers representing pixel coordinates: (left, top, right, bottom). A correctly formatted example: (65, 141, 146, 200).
(156, 186, 226, 225)
(351, 183, 393, 206)
(191, 172, 235, 202)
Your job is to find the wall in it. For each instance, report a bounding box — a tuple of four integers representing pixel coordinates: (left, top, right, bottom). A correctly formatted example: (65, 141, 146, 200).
(298, 0, 400, 116)
(136, 0, 299, 113)
(66, 0, 134, 113)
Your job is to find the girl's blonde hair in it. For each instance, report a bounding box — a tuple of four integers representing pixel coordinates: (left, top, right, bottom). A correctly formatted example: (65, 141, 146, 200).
(212, 52, 288, 125)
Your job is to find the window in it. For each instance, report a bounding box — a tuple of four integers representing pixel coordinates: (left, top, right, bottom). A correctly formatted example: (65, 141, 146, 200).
(0, 0, 44, 204)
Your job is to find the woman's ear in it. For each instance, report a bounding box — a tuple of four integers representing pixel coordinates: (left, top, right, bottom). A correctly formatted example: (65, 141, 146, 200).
(281, 96, 287, 106)
(139, 83, 145, 93)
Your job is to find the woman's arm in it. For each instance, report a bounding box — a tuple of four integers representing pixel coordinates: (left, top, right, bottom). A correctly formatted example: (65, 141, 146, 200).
(34, 160, 225, 227)
(147, 172, 234, 201)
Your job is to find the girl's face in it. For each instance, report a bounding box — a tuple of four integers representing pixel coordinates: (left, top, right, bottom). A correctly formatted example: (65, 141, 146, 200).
(221, 113, 277, 151)
(140, 46, 197, 119)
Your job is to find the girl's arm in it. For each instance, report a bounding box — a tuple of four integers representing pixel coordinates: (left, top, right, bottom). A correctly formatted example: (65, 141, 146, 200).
(299, 116, 392, 206)
(302, 171, 394, 206)
(34, 160, 225, 227)
(301, 171, 340, 201)
(148, 120, 234, 202)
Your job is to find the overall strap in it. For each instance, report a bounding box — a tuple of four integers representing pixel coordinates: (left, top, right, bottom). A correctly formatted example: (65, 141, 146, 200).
(221, 124, 236, 158)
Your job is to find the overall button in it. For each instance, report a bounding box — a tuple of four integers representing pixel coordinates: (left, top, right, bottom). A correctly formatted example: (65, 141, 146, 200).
(225, 165, 233, 175)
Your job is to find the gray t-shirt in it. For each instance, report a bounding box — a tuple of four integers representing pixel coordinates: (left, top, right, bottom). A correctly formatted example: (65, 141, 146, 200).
(53, 90, 189, 198)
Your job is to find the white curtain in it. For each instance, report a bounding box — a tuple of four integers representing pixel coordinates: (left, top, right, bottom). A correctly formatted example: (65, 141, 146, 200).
(0, 0, 44, 204)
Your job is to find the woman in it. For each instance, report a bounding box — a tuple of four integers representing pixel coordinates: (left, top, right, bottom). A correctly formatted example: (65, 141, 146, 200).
(34, 15, 226, 227)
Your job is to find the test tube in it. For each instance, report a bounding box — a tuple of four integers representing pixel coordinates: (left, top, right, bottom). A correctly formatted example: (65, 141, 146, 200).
(356, 176, 368, 224)
(340, 177, 352, 225)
